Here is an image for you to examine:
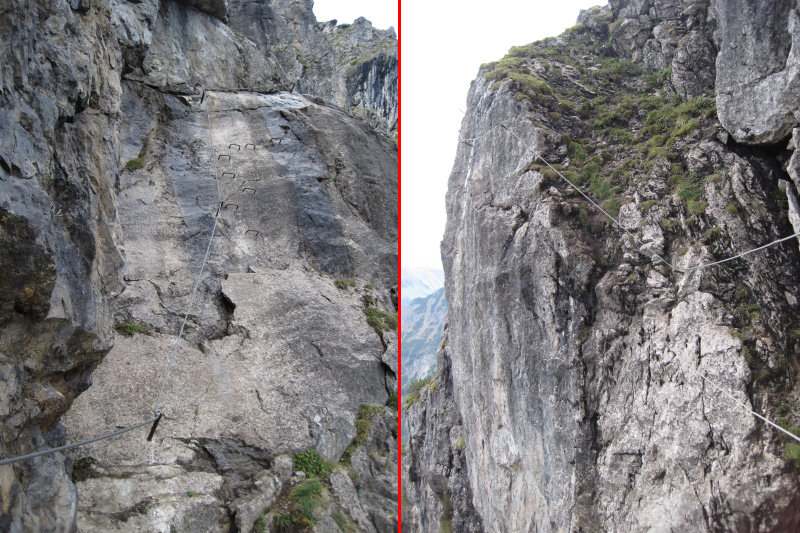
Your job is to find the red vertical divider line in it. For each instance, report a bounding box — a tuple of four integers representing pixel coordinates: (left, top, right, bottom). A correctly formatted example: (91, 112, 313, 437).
(396, 0, 402, 530)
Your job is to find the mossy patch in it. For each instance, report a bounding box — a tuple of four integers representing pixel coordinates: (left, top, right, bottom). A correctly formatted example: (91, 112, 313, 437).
(115, 322, 148, 336)
(334, 278, 356, 290)
(404, 376, 433, 407)
(124, 157, 144, 171)
(363, 307, 397, 334)
(273, 480, 326, 532)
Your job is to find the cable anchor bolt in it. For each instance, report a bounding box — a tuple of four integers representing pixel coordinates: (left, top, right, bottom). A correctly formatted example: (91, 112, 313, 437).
(147, 413, 163, 442)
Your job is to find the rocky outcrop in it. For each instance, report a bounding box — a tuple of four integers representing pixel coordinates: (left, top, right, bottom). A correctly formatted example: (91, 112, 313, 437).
(715, 0, 800, 145)
(0, 0, 396, 530)
(607, 0, 717, 98)
(0, 1, 126, 529)
(226, 2, 398, 133)
(407, 2, 800, 531)
(404, 339, 482, 533)
(322, 17, 398, 133)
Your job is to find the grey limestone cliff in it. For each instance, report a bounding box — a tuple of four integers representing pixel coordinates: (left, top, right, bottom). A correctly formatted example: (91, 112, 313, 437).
(0, 0, 397, 531)
(406, 1, 800, 531)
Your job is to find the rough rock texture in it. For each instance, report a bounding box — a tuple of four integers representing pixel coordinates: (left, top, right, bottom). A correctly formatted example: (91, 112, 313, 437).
(0, 1, 125, 530)
(407, 2, 800, 531)
(0, 0, 396, 530)
(322, 17, 398, 134)
(607, 0, 717, 98)
(63, 62, 397, 533)
(404, 338, 482, 533)
(715, 0, 800, 145)
(226, 2, 398, 133)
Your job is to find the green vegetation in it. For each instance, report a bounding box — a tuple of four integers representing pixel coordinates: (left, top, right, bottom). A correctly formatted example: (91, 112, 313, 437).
(341, 404, 384, 466)
(274, 480, 325, 532)
(363, 307, 397, 335)
(353, 405, 382, 446)
(639, 200, 658, 214)
(603, 197, 623, 218)
(386, 393, 398, 411)
(254, 512, 267, 533)
(439, 493, 453, 533)
(334, 278, 356, 290)
(669, 170, 706, 213)
(294, 449, 325, 478)
(640, 95, 716, 140)
(471, 9, 726, 285)
(72, 457, 94, 482)
(790, 329, 800, 348)
(124, 157, 144, 171)
(686, 200, 707, 215)
(596, 58, 641, 82)
(115, 322, 148, 337)
(779, 419, 800, 462)
(405, 376, 433, 407)
(332, 511, 358, 532)
(644, 66, 672, 89)
(786, 442, 800, 461)
(455, 437, 465, 451)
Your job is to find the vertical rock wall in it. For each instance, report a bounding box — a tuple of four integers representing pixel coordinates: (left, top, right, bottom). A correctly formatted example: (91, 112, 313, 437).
(0, 0, 397, 530)
(407, 2, 800, 531)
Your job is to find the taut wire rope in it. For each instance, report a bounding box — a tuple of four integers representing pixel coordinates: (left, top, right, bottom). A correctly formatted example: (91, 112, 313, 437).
(1, 90, 225, 466)
(461, 117, 800, 446)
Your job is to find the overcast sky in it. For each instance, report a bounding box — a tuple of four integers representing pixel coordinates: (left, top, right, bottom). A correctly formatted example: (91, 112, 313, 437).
(402, 1, 607, 269)
(312, 0, 398, 31)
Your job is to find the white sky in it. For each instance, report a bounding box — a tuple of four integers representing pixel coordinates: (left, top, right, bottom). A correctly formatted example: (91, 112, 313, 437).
(402, 1, 607, 269)
(312, 0, 398, 31)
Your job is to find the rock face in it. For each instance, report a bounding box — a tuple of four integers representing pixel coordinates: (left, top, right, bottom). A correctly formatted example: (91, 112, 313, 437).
(407, 2, 800, 531)
(227, 2, 398, 133)
(715, 0, 800, 145)
(403, 338, 482, 533)
(0, 1, 126, 530)
(0, 0, 396, 531)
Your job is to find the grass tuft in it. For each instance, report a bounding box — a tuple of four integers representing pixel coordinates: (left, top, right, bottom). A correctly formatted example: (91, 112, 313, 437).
(124, 157, 144, 171)
(115, 322, 148, 336)
(334, 278, 356, 290)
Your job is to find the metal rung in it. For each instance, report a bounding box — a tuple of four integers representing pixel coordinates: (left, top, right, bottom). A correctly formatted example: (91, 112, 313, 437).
(221, 172, 235, 179)
(229, 144, 241, 151)
(245, 143, 256, 149)
(218, 154, 231, 161)
(245, 229, 261, 236)
(223, 203, 239, 211)
(241, 187, 256, 194)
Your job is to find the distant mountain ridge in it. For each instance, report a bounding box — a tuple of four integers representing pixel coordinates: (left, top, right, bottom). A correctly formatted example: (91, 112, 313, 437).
(401, 287, 446, 395)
